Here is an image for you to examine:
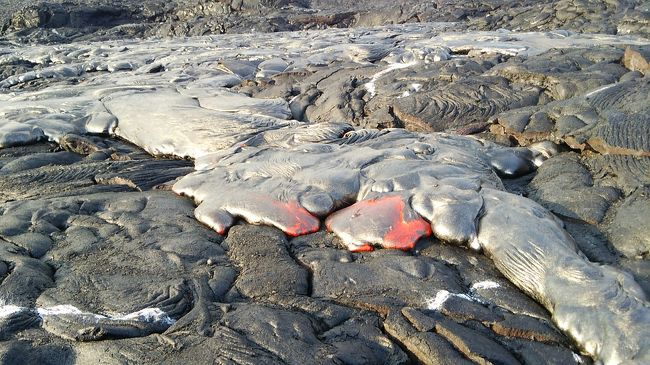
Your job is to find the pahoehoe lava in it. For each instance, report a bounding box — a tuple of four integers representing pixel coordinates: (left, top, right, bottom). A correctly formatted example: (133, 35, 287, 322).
(0, 9, 649, 365)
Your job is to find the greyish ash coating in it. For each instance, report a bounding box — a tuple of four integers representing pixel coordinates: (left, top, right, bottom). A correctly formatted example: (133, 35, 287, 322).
(0, 22, 649, 364)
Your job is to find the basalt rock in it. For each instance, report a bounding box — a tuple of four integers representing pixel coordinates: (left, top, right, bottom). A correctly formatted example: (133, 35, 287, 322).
(393, 76, 540, 133)
(0, 20, 648, 365)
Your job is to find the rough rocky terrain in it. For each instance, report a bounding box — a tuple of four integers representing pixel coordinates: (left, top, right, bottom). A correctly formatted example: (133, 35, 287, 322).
(1, 0, 649, 44)
(0, 2, 649, 365)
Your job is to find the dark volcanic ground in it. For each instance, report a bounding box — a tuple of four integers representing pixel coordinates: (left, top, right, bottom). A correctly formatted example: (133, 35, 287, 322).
(0, 1, 649, 365)
(0, 137, 592, 364)
(1, 0, 649, 44)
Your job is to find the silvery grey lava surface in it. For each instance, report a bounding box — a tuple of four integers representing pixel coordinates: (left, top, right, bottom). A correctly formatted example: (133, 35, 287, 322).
(0, 10, 649, 365)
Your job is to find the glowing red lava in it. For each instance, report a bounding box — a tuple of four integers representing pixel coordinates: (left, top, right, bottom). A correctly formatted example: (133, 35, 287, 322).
(325, 194, 432, 252)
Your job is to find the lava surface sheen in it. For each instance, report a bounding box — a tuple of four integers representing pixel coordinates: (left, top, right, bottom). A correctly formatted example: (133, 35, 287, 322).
(266, 200, 321, 237)
(325, 194, 432, 252)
